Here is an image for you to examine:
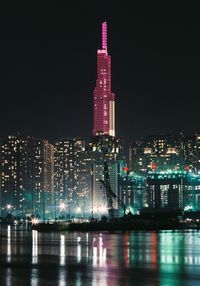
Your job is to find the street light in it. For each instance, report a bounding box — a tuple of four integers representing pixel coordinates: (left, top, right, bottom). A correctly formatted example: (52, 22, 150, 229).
(92, 205, 108, 219)
(59, 202, 66, 220)
(59, 203, 66, 211)
(31, 217, 39, 225)
(7, 204, 12, 210)
(6, 204, 12, 214)
(76, 206, 81, 214)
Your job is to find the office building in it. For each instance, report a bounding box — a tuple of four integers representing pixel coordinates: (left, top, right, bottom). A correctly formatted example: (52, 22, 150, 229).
(93, 22, 115, 137)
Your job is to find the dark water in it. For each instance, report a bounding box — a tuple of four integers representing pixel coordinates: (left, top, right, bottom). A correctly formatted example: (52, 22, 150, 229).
(1, 226, 200, 286)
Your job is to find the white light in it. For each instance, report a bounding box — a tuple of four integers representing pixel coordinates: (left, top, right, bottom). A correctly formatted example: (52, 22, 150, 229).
(59, 203, 66, 210)
(99, 205, 107, 213)
(31, 218, 39, 225)
(76, 207, 81, 213)
(93, 205, 107, 214)
(7, 204, 12, 210)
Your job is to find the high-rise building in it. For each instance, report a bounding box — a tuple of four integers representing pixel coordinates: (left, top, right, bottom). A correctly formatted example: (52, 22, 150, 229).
(86, 135, 125, 217)
(0, 135, 54, 217)
(146, 170, 200, 211)
(119, 170, 146, 213)
(129, 133, 187, 174)
(54, 138, 89, 217)
(183, 134, 200, 171)
(93, 22, 115, 137)
(129, 133, 200, 175)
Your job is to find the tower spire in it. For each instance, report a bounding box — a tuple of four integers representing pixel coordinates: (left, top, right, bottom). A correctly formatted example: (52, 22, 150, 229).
(102, 22, 107, 51)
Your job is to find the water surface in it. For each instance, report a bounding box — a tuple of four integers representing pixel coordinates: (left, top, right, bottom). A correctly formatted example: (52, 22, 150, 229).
(1, 226, 200, 285)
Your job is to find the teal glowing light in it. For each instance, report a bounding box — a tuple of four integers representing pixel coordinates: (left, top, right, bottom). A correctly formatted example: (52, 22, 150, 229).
(184, 205, 192, 211)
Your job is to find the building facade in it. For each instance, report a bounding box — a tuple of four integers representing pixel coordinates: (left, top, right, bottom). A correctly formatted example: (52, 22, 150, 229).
(86, 135, 125, 217)
(119, 170, 146, 214)
(93, 22, 115, 137)
(54, 138, 89, 218)
(146, 170, 200, 211)
(129, 133, 200, 175)
(0, 135, 54, 218)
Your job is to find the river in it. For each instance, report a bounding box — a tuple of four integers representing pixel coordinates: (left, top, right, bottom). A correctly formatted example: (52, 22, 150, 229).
(0, 226, 200, 285)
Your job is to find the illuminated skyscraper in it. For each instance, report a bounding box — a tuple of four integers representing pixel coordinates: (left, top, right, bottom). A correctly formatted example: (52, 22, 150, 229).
(54, 138, 90, 215)
(0, 135, 54, 217)
(87, 135, 125, 216)
(93, 22, 115, 137)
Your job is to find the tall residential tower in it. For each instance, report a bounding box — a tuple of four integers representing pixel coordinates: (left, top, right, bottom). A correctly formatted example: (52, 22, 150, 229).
(93, 22, 115, 137)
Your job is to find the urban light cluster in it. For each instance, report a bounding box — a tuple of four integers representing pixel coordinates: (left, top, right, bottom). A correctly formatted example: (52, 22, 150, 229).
(1, 23, 200, 220)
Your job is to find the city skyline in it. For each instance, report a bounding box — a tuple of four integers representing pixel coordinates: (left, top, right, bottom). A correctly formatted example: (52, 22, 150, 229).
(0, 2, 200, 144)
(1, 4, 200, 286)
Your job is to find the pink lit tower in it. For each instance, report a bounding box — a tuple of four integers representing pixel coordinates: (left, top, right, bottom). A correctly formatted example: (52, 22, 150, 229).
(93, 22, 115, 137)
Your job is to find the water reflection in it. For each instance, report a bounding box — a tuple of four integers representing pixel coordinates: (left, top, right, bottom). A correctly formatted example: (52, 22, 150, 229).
(59, 234, 66, 286)
(77, 236, 81, 263)
(98, 235, 107, 266)
(7, 225, 11, 263)
(92, 234, 107, 267)
(60, 234, 65, 266)
(58, 270, 66, 286)
(92, 243, 97, 267)
(32, 230, 38, 264)
(151, 232, 158, 269)
(6, 268, 12, 286)
(85, 233, 89, 259)
(123, 232, 130, 266)
(31, 269, 38, 286)
(31, 231, 39, 286)
(1, 228, 200, 285)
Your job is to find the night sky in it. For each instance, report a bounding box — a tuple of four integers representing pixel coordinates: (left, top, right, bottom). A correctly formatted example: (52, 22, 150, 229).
(0, 2, 200, 145)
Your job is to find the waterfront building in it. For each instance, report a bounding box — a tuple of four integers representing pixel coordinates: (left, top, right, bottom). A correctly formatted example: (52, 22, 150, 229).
(119, 170, 146, 213)
(146, 170, 200, 210)
(86, 135, 125, 217)
(54, 138, 89, 217)
(0, 135, 54, 217)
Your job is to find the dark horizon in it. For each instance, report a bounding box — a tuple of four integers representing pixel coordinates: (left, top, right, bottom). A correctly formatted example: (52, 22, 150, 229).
(0, 2, 200, 145)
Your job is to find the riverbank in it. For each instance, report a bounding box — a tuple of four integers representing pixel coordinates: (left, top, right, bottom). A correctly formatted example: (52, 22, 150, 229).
(31, 219, 200, 232)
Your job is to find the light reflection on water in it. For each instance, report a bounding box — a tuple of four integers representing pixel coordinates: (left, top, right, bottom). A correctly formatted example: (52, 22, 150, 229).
(32, 230, 38, 264)
(60, 234, 65, 266)
(31, 268, 38, 286)
(1, 227, 200, 285)
(7, 225, 11, 263)
(77, 236, 81, 263)
(31, 230, 39, 286)
(6, 268, 11, 286)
